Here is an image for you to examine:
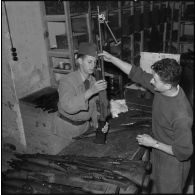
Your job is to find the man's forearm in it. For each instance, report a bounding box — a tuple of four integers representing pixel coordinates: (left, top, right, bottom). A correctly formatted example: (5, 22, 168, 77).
(110, 56, 132, 75)
(153, 140, 174, 156)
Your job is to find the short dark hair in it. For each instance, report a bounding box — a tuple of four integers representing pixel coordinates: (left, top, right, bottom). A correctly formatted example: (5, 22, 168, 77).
(151, 58, 182, 87)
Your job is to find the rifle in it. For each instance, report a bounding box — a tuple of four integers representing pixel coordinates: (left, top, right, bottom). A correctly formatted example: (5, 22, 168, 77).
(93, 6, 110, 144)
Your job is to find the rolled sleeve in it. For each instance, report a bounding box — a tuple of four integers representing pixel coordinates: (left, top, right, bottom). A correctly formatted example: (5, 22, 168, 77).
(172, 117, 193, 161)
(129, 65, 154, 93)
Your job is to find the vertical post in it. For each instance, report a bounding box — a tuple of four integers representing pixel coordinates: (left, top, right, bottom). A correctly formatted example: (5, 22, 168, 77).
(168, 1, 175, 53)
(39, 2, 56, 86)
(150, 1, 154, 32)
(163, 1, 168, 52)
(163, 23, 167, 52)
(64, 1, 75, 70)
(130, 1, 134, 65)
(97, 6, 105, 79)
(177, 2, 182, 53)
(118, 1, 122, 28)
(118, 1, 122, 58)
(87, 1, 92, 42)
(140, 1, 144, 52)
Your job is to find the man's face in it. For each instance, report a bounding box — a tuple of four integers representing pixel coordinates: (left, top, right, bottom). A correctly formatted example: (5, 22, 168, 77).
(80, 55, 97, 76)
(150, 72, 170, 92)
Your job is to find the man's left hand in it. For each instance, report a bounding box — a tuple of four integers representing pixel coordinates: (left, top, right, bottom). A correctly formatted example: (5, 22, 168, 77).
(136, 134, 156, 147)
(102, 122, 109, 133)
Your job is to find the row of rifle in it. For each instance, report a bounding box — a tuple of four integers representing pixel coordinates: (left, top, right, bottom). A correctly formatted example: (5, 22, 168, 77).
(2, 153, 151, 194)
(32, 90, 59, 113)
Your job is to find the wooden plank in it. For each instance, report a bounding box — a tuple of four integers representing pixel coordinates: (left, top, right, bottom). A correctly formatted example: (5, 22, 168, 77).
(63, 1, 75, 70)
(73, 32, 87, 36)
(44, 15, 66, 22)
(48, 49, 70, 58)
(52, 68, 71, 74)
(39, 2, 56, 86)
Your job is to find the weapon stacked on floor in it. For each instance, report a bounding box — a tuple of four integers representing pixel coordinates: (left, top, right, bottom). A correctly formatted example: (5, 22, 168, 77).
(2, 153, 151, 194)
(32, 90, 59, 113)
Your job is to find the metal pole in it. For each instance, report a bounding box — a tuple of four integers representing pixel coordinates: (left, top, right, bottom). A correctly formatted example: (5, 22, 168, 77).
(97, 6, 105, 79)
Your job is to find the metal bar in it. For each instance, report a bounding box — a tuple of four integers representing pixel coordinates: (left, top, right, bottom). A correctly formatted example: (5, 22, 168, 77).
(97, 6, 105, 79)
(87, 1, 92, 42)
(104, 21, 118, 44)
(163, 22, 167, 52)
(130, 1, 134, 64)
(3, 1, 14, 48)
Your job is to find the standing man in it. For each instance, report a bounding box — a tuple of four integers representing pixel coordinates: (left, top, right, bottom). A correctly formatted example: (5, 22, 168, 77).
(55, 42, 108, 148)
(100, 51, 193, 193)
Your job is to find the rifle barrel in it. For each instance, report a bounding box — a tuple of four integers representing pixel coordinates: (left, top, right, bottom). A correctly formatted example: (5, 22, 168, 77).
(97, 6, 105, 80)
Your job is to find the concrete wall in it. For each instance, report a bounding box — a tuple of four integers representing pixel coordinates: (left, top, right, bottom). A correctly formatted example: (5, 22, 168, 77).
(2, 31, 26, 152)
(2, 1, 51, 99)
(1, 1, 53, 152)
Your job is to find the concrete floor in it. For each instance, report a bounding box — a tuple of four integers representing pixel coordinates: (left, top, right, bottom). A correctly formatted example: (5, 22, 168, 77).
(1, 88, 193, 193)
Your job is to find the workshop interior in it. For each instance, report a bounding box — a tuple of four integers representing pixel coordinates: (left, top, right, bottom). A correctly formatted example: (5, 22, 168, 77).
(1, 1, 194, 194)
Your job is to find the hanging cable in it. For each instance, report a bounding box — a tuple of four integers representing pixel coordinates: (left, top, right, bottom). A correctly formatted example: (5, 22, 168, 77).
(3, 1, 18, 61)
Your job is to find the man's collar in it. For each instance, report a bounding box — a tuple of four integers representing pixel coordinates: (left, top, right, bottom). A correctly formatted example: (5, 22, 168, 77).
(163, 85, 180, 97)
(78, 70, 91, 81)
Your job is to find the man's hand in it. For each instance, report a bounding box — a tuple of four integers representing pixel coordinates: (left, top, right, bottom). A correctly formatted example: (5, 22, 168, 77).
(136, 134, 156, 147)
(102, 122, 109, 133)
(85, 80, 107, 100)
(99, 50, 132, 75)
(98, 51, 114, 62)
(90, 121, 109, 133)
(90, 80, 107, 94)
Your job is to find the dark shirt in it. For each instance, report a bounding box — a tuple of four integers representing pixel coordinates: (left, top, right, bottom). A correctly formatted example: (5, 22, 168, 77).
(128, 65, 193, 193)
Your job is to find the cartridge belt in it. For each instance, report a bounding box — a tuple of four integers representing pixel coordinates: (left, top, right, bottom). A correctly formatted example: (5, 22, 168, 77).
(57, 112, 86, 126)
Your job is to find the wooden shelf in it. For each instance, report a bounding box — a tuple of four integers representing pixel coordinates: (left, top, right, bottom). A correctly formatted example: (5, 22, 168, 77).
(44, 15, 66, 22)
(41, 1, 92, 87)
(48, 49, 70, 58)
(180, 20, 194, 24)
(72, 32, 87, 37)
(178, 42, 194, 45)
(52, 68, 71, 74)
(71, 13, 88, 18)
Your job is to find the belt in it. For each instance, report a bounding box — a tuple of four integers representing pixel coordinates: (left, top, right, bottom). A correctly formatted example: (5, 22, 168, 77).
(57, 112, 86, 126)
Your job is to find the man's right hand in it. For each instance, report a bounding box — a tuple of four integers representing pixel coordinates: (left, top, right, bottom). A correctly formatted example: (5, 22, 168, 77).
(85, 80, 107, 100)
(99, 50, 132, 76)
(98, 50, 114, 62)
(90, 80, 107, 94)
